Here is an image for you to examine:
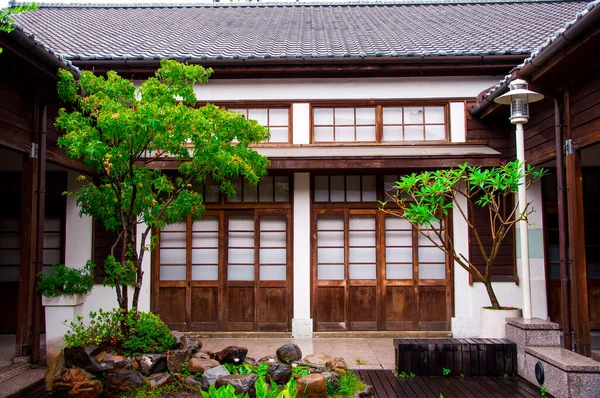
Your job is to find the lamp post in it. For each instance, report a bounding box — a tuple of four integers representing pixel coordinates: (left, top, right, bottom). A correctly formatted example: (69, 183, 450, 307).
(494, 79, 544, 320)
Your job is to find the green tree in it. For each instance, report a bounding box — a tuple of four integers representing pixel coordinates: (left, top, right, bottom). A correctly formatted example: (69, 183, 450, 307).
(380, 161, 546, 309)
(56, 60, 269, 325)
(0, 3, 38, 54)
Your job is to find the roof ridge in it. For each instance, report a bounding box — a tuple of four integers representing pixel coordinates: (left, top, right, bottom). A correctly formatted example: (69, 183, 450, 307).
(20, 0, 585, 9)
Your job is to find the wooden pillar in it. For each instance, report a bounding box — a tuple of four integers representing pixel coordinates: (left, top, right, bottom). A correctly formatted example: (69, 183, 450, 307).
(565, 145, 591, 356)
(15, 153, 38, 358)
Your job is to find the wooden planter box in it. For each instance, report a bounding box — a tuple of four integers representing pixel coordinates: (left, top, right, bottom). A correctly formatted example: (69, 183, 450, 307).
(394, 338, 517, 377)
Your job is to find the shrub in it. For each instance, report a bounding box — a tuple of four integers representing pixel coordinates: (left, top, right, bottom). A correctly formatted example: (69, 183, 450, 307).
(37, 261, 94, 297)
(64, 309, 174, 355)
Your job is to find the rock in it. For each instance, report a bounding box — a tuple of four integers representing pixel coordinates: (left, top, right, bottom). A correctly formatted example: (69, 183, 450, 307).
(103, 368, 144, 396)
(167, 348, 191, 373)
(184, 375, 210, 391)
(203, 365, 230, 386)
(103, 353, 126, 363)
(140, 353, 167, 375)
(326, 357, 348, 374)
(267, 363, 292, 385)
(353, 384, 375, 398)
(52, 368, 95, 397)
(258, 355, 280, 365)
(171, 331, 201, 353)
(215, 346, 248, 364)
(244, 357, 257, 366)
(303, 354, 334, 366)
(294, 361, 326, 373)
(295, 374, 327, 398)
(276, 343, 302, 364)
(192, 351, 213, 360)
(147, 373, 174, 388)
(321, 372, 340, 390)
(189, 358, 220, 373)
(63, 346, 104, 373)
(69, 380, 102, 398)
(45, 351, 65, 391)
(216, 374, 258, 397)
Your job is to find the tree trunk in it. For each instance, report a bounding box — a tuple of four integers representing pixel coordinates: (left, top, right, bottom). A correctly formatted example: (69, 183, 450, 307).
(483, 280, 501, 309)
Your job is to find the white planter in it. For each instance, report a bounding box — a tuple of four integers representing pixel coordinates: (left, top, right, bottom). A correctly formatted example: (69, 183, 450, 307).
(479, 307, 522, 338)
(43, 294, 87, 364)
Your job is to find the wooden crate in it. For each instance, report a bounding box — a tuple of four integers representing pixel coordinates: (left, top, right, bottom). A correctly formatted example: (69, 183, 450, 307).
(393, 338, 517, 377)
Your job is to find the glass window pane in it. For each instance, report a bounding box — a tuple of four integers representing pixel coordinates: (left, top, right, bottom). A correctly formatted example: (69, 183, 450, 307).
(418, 231, 443, 246)
(405, 125, 424, 141)
(44, 232, 61, 248)
(228, 248, 254, 264)
(192, 265, 218, 281)
(160, 248, 186, 264)
(314, 108, 333, 125)
(425, 125, 446, 141)
(0, 234, 19, 248)
(419, 263, 446, 279)
(228, 265, 254, 281)
(318, 247, 344, 263)
(260, 265, 286, 281)
(350, 215, 375, 230)
(386, 216, 411, 230)
(350, 264, 376, 280)
(248, 108, 268, 125)
(193, 217, 218, 232)
(274, 176, 290, 202)
(162, 222, 186, 232)
(335, 108, 354, 125)
(229, 177, 242, 202)
(405, 107, 424, 124)
(314, 127, 333, 142)
(259, 176, 274, 202)
(44, 249, 61, 265)
(261, 216, 286, 231)
(45, 218, 61, 231)
(229, 232, 254, 248)
(383, 107, 403, 124)
(386, 263, 413, 279)
(204, 181, 220, 202)
(191, 232, 218, 248)
(261, 231, 287, 247)
(160, 232, 186, 248)
(356, 126, 376, 142)
(317, 231, 344, 247)
(425, 106, 445, 123)
(330, 176, 345, 201)
(192, 248, 218, 264)
(350, 247, 376, 263)
(318, 215, 344, 230)
(346, 175, 361, 202)
(386, 230, 412, 246)
(260, 248, 286, 264)
(230, 216, 254, 231)
(229, 109, 247, 118)
(383, 126, 402, 142)
(318, 264, 344, 280)
(335, 126, 354, 142)
(269, 127, 289, 143)
(356, 107, 375, 125)
(243, 179, 258, 202)
(0, 266, 19, 281)
(350, 230, 376, 247)
(362, 175, 377, 202)
(0, 250, 19, 265)
(418, 247, 446, 262)
(384, 175, 399, 195)
(314, 176, 329, 202)
(160, 265, 186, 281)
(386, 247, 413, 262)
(269, 109, 289, 126)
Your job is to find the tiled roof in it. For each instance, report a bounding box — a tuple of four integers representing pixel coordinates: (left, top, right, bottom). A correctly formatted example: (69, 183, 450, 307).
(12, 0, 588, 62)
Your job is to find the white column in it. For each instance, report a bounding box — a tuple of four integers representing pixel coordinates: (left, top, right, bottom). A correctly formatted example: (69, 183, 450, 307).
(292, 103, 310, 145)
(516, 123, 532, 320)
(450, 101, 466, 143)
(292, 172, 312, 337)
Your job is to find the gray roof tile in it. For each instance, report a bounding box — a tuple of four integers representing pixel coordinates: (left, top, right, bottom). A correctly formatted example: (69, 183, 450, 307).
(12, 0, 588, 61)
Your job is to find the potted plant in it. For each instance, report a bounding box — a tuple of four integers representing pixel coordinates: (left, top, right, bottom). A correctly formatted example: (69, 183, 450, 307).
(380, 161, 546, 337)
(37, 261, 94, 362)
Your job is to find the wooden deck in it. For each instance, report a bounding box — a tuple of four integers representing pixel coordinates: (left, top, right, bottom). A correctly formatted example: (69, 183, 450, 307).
(356, 369, 551, 398)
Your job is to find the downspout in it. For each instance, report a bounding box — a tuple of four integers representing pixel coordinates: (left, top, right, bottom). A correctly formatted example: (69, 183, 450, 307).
(555, 98, 572, 350)
(32, 103, 47, 364)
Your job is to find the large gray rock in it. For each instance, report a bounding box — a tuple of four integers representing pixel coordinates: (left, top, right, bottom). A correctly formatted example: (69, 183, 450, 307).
(276, 343, 302, 364)
(203, 365, 230, 386)
(184, 375, 209, 391)
(189, 358, 220, 373)
(216, 374, 258, 397)
(139, 353, 167, 375)
(267, 363, 292, 385)
(171, 331, 201, 353)
(103, 369, 144, 397)
(215, 346, 248, 364)
(167, 349, 191, 373)
(147, 373, 174, 388)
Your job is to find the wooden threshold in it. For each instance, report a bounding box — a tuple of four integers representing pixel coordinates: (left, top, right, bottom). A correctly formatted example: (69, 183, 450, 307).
(313, 331, 452, 338)
(181, 331, 292, 338)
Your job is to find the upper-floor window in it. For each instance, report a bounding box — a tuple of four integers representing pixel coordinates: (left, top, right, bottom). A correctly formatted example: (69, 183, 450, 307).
(229, 107, 290, 144)
(312, 104, 447, 143)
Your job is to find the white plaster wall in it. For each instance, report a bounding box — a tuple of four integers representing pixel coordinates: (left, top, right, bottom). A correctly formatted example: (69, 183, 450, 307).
(452, 180, 547, 337)
(292, 172, 312, 337)
(292, 103, 310, 145)
(450, 102, 466, 143)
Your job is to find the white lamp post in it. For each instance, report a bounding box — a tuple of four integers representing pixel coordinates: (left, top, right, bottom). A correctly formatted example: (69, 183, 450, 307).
(494, 79, 544, 320)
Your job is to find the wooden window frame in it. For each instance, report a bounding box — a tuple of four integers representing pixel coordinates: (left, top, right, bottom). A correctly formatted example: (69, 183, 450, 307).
(310, 101, 450, 145)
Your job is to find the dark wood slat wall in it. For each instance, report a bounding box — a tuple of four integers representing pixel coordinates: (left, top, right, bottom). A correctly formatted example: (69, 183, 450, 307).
(465, 101, 513, 160)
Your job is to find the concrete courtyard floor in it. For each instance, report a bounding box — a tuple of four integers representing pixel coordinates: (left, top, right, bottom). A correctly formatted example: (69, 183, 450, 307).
(198, 337, 396, 370)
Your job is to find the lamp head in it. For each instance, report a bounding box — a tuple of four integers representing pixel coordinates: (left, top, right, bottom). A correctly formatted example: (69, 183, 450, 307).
(494, 79, 544, 124)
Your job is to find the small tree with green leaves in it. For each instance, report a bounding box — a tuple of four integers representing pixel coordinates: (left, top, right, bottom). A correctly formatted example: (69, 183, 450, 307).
(55, 60, 269, 329)
(0, 3, 38, 54)
(379, 161, 547, 309)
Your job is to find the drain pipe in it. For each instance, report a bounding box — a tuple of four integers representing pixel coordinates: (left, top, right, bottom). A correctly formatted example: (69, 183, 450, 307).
(554, 98, 572, 351)
(32, 103, 47, 364)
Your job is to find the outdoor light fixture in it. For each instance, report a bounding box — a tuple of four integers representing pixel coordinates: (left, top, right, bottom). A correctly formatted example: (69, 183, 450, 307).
(495, 79, 544, 320)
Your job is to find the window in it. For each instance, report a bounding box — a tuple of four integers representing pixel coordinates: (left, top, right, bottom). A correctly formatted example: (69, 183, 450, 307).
(229, 107, 290, 143)
(228, 175, 290, 203)
(314, 175, 377, 203)
(312, 104, 447, 143)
